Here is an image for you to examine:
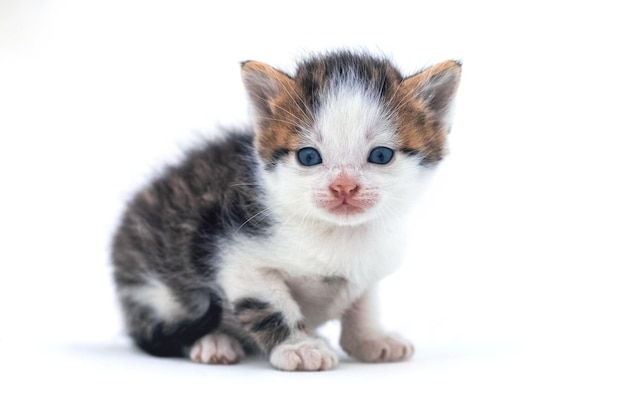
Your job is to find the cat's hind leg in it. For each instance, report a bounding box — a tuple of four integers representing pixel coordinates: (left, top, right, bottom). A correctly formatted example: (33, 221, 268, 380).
(189, 332, 244, 364)
(118, 279, 224, 359)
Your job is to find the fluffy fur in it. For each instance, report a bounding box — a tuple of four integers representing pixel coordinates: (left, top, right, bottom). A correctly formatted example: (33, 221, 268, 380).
(111, 50, 461, 371)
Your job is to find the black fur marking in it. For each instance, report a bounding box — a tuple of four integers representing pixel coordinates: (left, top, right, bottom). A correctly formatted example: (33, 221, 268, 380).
(191, 205, 224, 275)
(400, 148, 421, 157)
(296, 320, 307, 332)
(134, 291, 223, 357)
(234, 298, 271, 314)
(234, 300, 292, 352)
(250, 312, 291, 351)
(296, 51, 401, 111)
(265, 147, 291, 171)
(300, 68, 321, 109)
(251, 312, 286, 333)
(400, 148, 436, 166)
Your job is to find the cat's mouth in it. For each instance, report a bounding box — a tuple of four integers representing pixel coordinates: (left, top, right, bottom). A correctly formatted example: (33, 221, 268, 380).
(328, 201, 365, 215)
(317, 196, 376, 217)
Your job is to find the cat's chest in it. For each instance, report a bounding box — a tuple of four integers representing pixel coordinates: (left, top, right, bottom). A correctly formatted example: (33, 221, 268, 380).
(218, 220, 406, 324)
(270, 221, 406, 285)
(268, 224, 404, 323)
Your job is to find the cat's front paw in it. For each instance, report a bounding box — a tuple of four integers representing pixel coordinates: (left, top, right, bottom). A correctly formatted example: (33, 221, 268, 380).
(341, 333, 414, 363)
(269, 339, 338, 371)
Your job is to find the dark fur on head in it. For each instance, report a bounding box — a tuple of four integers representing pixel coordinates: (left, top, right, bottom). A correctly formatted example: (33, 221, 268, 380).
(241, 50, 461, 166)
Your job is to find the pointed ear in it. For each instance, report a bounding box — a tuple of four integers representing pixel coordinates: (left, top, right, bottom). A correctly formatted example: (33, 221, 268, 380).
(402, 60, 462, 129)
(241, 60, 295, 119)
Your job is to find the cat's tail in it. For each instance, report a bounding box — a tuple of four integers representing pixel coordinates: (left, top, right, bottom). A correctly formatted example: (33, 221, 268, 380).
(125, 291, 224, 358)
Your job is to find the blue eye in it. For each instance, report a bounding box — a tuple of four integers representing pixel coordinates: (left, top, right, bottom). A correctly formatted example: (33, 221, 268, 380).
(367, 146, 394, 165)
(297, 147, 323, 166)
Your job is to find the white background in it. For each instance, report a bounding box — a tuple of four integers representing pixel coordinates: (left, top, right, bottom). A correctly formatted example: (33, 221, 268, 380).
(1, 1, 624, 415)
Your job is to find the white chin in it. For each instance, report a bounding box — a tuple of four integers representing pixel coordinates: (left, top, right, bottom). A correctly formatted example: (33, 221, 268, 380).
(318, 207, 376, 226)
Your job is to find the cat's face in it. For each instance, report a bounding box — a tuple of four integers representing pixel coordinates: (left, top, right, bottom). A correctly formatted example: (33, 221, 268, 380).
(258, 84, 430, 226)
(242, 52, 461, 226)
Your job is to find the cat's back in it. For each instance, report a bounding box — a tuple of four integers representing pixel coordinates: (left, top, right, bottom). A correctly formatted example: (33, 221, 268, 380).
(112, 128, 268, 285)
(151, 128, 260, 206)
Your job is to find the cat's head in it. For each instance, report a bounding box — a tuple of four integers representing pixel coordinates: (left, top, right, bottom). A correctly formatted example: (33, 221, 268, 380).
(241, 51, 461, 227)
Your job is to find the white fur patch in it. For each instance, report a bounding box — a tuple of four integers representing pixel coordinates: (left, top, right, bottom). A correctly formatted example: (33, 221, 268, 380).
(118, 272, 186, 321)
(313, 83, 396, 165)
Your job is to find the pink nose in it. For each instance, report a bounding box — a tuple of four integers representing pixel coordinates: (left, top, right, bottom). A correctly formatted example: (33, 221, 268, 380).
(329, 176, 359, 198)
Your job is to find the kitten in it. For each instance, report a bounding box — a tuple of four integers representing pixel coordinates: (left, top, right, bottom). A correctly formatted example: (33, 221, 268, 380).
(111, 50, 461, 371)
